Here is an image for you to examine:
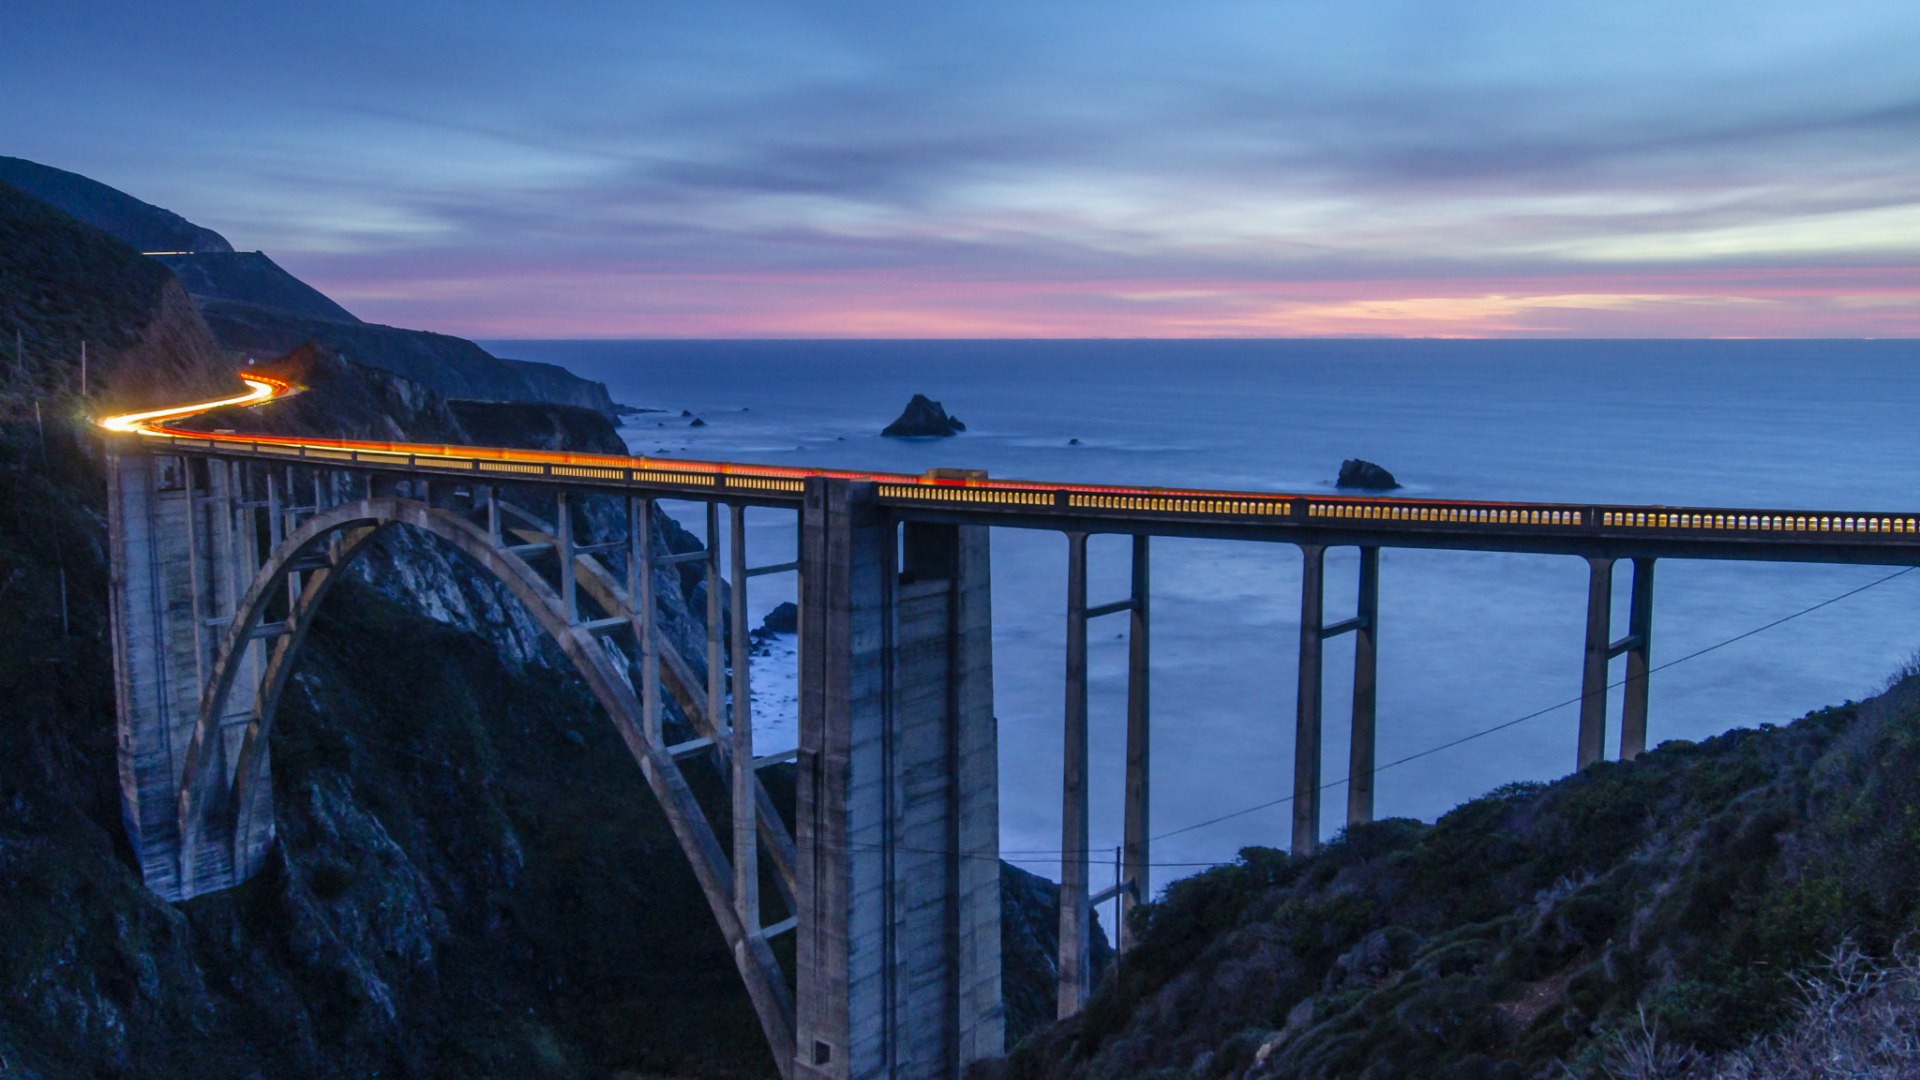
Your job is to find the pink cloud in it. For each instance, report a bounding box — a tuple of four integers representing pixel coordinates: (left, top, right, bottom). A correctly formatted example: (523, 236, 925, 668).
(304, 261, 1920, 339)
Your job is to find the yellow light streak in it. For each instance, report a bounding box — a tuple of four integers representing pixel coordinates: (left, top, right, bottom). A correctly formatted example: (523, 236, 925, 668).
(98, 378, 282, 434)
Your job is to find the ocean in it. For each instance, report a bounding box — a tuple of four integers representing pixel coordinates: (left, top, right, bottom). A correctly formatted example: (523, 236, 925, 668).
(481, 338, 1920, 880)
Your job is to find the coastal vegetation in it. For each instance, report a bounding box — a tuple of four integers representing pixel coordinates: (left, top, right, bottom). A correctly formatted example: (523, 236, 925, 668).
(989, 662, 1920, 1078)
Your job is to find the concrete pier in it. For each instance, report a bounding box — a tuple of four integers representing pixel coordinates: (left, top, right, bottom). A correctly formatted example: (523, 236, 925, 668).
(1578, 556, 1616, 769)
(1620, 558, 1655, 761)
(1293, 545, 1325, 856)
(108, 453, 269, 900)
(1057, 532, 1092, 1018)
(795, 479, 1002, 1079)
(1120, 534, 1150, 952)
(1346, 546, 1379, 827)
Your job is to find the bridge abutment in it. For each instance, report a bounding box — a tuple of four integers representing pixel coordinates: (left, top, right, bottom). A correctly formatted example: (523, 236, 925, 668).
(796, 478, 1004, 1079)
(108, 451, 270, 899)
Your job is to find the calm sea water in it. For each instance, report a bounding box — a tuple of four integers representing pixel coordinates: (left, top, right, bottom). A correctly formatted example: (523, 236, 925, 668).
(482, 339, 1920, 879)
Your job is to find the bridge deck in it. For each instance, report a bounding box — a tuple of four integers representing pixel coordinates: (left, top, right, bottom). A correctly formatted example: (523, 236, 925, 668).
(104, 376, 1920, 565)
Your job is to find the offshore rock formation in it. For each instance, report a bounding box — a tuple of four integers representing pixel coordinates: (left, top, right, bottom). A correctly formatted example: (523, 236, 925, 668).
(1337, 458, 1400, 490)
(883, 393, 967, 437)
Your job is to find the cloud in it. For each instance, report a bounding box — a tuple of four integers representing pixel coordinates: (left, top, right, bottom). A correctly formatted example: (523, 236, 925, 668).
(5, 0, 1918, 335)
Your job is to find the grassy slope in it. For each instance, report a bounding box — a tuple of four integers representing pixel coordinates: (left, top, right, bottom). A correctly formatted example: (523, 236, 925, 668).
(992, 674, 1920, 1080)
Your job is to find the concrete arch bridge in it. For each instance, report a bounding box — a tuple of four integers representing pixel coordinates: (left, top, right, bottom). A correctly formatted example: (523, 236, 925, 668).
(102, 378, 1920, 1078)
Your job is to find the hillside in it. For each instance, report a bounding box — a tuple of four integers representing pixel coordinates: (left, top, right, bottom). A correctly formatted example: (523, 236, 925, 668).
(157, 251, 360, 323)
(198, 296, 621, 416)
(987, 670, 1920, 1079)
(3, 156, 621, 418)
(0, 156, 233, 254)
(0, 178, 231, 407)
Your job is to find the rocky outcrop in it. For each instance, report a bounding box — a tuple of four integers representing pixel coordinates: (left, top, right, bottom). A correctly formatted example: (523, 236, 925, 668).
(759, 601, 799, 635)
(882, 393, 967, 437)
(1000, 863, 1113, 1047)
(1336, 458, 1400, 490)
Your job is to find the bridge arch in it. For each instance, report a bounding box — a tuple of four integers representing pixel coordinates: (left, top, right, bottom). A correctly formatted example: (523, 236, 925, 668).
(172, 493, 798, 1071)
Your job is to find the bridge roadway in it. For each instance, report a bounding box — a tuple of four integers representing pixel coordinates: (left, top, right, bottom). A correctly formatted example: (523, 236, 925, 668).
(104, 375, 1920, 565)
(99, 377, 1920, 1079)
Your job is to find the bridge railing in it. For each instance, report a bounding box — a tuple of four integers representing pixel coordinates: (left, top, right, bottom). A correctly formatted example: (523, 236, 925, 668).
(137, 431, 1920, 545)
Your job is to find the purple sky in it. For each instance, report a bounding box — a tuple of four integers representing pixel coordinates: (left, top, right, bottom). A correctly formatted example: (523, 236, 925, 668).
(5, 1, 1919, 337)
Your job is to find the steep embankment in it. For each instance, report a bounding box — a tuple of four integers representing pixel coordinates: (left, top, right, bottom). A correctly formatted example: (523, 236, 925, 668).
(988, 671, 1920, 1080)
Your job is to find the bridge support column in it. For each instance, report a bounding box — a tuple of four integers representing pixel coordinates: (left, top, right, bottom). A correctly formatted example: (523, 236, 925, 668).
(1294, 544, 1325, 856)
(1058, 532, 1092, 1017)
(796, 479, 1002, 1080)
(729, 504, 760, 934)
(1119, 534, 1150, 952)
(1346, 546, 1380, 827)
(1620, 558, 1655, 760)
(108, 449, 265, 900)
(1578, 556, 1616, 769)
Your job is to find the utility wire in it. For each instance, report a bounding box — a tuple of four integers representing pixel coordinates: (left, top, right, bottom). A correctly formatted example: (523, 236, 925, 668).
(837, 563, 1918, 865)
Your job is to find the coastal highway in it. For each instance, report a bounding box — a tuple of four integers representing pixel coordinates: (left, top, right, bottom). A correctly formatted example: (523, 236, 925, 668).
(99, 375, 1920, 564)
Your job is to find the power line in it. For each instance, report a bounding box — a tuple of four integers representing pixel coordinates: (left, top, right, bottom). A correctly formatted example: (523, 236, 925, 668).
(840, 562, 1918, 865)
(1149, 563, 1916, 846)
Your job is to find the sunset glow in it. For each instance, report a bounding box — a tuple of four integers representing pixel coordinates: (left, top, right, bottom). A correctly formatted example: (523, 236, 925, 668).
(6, 0, 1919, 338)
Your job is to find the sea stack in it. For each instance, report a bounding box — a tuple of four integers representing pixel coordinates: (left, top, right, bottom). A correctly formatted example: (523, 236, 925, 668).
(882, 393, 966, 437)
(1337, 458, 1400, 490)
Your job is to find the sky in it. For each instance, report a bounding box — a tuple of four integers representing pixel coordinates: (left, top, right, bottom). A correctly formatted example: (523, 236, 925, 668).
(4, 1, 1919, 338)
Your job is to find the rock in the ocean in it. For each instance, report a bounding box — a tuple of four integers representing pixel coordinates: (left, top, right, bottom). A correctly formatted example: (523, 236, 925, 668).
(689, 417, 706, 427)
(882, 393, 965, 437)
(1337, 458, 1400, 490)
(759, 601, 799, 634)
